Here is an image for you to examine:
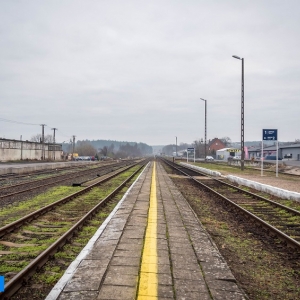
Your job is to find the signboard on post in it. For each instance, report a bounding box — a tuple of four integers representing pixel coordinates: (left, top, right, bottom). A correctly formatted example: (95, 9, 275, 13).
(261, 129, 279, 177)
(187, 147, 195, 163)
(262, 129, 278, 141)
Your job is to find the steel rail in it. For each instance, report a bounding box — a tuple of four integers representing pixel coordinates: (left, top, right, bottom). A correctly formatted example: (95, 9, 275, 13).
(0, 161, 131, 193)
(0, 162, 141, 237)
(0, 162, 147, 299)
(161, 158, 300, 250)
(0, 163, 101, 191)
(176, 161, 300, 216)
(0, 161, 134, 200)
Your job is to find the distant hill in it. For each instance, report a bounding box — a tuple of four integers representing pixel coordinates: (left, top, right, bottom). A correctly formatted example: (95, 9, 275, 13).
(76, 139, 153, 155)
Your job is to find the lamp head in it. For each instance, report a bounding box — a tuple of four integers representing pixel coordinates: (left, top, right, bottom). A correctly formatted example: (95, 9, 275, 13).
(232, 55, 241, 60)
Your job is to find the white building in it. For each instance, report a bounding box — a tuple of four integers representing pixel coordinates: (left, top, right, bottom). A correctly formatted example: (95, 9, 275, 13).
(216, 148, 241, 161)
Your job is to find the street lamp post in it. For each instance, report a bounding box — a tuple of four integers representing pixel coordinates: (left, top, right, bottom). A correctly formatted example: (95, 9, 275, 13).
(200, 98, 207, 162)
(40, 124, 46, 160)
(51, 128, 57, 160)
(175, 136, 177, 157)
(232, 55, 245, 171)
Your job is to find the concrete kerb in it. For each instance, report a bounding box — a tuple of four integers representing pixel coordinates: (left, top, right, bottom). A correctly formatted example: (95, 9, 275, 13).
(45, 161, 151, 300)
(181, 162, 300, 202)
(226, 175, 300, 202)
(180, 162, 222, 177)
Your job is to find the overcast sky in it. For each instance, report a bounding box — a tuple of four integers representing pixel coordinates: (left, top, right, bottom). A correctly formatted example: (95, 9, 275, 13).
(1, 1, 299, 146)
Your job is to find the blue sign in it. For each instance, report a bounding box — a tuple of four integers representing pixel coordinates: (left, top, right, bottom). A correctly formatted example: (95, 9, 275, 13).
(187, 147, 194, 151)
(262, 129, 277, 141)
(0, 276, 4, 292)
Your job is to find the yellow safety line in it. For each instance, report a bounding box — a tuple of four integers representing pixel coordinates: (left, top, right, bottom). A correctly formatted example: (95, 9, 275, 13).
(137, 162, 158, 299)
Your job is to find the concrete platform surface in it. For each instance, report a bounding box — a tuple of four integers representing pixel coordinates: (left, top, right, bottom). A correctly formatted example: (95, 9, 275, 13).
(0, 161, 96, 175)
(46, 161, 246, 300)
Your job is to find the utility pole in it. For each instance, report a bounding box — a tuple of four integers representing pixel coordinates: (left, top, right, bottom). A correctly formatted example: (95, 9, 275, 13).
(51, 128, 57, 160)
(232, 55, 245, 171)
(40, 124, 46, 160)
(175, 136, 177, 158)
(200, 98, 207, 161)
(20, 135, 23, 160)
(72, 135, 76, 160)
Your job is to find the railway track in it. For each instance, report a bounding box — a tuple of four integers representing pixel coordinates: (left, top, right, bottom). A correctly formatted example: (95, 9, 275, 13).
(0, 160, 136, 204)
(161, 158, 300, 251)
(0, 162, 98, 184)
(0, 160, 148, 299)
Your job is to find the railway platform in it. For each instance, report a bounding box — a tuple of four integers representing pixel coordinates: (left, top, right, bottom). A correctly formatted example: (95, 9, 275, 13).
(46, 161, 246, 300)
(0, 161, 96, 175)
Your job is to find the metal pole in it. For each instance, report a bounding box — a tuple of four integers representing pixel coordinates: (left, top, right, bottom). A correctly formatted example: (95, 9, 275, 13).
(261, 140, 264, 176)
(20, 135, 23, 160)
(241, 58, 245, 171)
(72, 135, 76, 160)
(40, 124, 46, 160)
(232, 55, 245, 171)
(200, 98, 207, 161)
(175, 136, 177, 157)
(194, 148, 195, 163)
(276, 140, 279, 177)
(51, 128, 57, 160)
(205, 100, 207, 161)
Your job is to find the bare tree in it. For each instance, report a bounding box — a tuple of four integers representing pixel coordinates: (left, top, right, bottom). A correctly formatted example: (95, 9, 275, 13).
(193, 139, 205, 158)
(31, 134, 53, 143)
(76, 141, 97, 156)
(99, 146, 108, 156)
(220, 137, 232, 147)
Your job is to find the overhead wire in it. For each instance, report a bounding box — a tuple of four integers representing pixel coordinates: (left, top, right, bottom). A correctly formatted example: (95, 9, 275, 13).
(0, 117, 40, 126)
(0, 117, 74, 142)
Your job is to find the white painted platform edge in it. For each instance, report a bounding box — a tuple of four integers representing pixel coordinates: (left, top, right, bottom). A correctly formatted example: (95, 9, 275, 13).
(180, 162, 300, 202)
(226, 175, 300, 202)
(180, 162, 222, 177)
(45, 162, 150, 300)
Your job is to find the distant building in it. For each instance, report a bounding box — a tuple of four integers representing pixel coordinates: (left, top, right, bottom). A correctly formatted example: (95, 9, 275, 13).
(280, 143, 300, 160)
(208, 138, 226, 152)
(216, 148, 241, 160)
(0, 138, 62, 161)
(248, 143, 300, 160)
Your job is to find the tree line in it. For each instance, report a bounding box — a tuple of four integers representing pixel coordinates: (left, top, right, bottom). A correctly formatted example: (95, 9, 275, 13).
(63, 139, 153, 159)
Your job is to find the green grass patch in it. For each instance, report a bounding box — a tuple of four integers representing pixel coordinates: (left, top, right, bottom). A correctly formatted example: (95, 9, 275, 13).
(0, 186, 83, 227)
(2, 165, 143, 291)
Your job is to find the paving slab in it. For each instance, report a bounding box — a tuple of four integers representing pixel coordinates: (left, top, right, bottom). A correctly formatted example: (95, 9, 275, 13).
(156, 163, 247, 299)
(46, 161, 247, 299)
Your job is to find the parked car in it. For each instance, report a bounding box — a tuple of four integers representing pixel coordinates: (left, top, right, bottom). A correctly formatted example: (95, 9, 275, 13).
(205, 156, 214, 161)
(233, 156, 241, 160)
